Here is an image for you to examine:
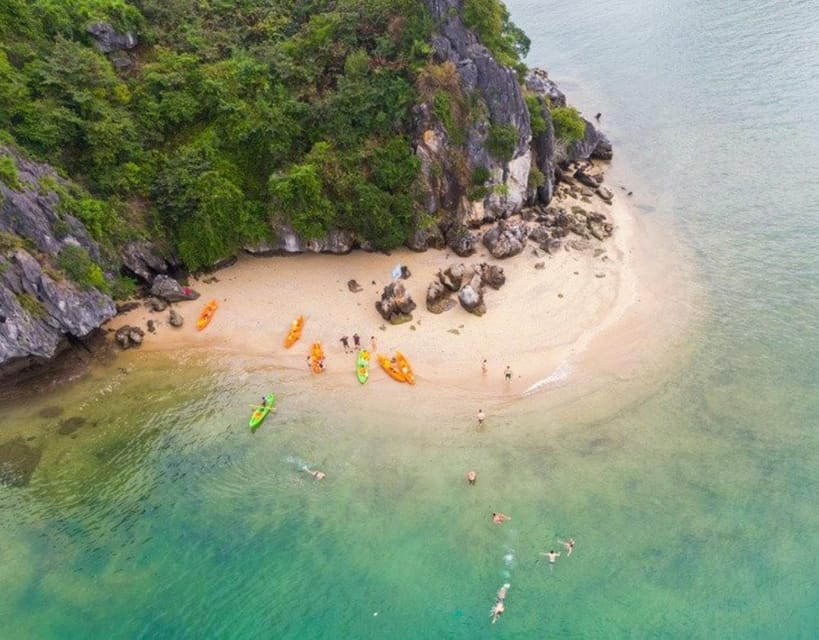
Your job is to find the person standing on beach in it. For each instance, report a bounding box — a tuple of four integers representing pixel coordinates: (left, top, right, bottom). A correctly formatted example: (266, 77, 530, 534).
(352, 333, 361, 348)
(504, 365, 512, 382)
(340, 336, 350, 353)
(370, 335, 377, 351)
(477, 408, 486, 425)
(481, 359, 488, 374)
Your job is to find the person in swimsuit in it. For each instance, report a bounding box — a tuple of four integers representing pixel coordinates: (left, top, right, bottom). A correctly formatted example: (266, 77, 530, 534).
(541, 549, 560, 563)
(558, 537, 575, 556)
(492, 512, 511, 524)
(490, 583, 510, 624)
(466, 470, 477, 485)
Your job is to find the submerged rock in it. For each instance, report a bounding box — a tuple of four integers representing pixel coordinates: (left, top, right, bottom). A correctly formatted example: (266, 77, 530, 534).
(57, 416, 87, 435)
(0, 438, 41, 487)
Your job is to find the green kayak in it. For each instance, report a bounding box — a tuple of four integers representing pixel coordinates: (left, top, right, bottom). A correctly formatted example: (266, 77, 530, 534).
(249, 394, 276, 431)
(356, 349, 370, 384)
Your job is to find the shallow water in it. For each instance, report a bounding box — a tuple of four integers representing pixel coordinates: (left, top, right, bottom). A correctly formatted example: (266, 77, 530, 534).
(3, 0, 819, 637)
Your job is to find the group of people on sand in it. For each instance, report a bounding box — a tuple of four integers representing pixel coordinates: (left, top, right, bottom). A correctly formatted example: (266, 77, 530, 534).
(339, 334, 378, 354)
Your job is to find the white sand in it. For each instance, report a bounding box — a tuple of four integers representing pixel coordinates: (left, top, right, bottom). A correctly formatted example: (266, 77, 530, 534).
(114, 179, 694, 416)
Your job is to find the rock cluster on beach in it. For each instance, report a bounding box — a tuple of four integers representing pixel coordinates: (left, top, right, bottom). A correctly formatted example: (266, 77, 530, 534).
(0, 1, 621, 380)
(427, 263, 506, 316)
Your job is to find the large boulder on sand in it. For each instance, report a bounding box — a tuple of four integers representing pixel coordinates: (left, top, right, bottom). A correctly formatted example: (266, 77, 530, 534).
(375, 281, 417, 324)
(150, 275, 199, 303)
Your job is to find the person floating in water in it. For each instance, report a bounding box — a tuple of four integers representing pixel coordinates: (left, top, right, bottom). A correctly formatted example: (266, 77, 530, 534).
(541, 549, 561, 564)
(558, 537, 575, 556)
(492, 512, 511, 524)
(490, 583, 510, 624)
(304, 466, 326, 480)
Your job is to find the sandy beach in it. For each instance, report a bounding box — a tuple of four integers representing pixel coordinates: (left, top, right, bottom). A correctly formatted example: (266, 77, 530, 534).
(114, 181, 695, 416)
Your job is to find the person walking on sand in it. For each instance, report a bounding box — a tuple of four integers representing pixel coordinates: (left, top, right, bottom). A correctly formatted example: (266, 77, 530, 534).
(370, 335, 377, 351)
(340, 336, 350, 353)
(352, 333, 361, 348)
(481, 359, 488, 374)
(466, 470, 477, 485)
(477, 408, 486, 425)
(492, 512, 511, 524)
(504, 365, 512, 382)
(540, 549, 560, 564)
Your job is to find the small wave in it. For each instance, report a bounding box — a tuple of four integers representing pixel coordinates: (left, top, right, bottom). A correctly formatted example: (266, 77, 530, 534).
(524, 361, 572, 395)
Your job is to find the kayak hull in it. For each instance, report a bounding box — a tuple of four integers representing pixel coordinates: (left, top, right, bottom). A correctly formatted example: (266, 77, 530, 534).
(310, 342, 325, 373)
(356, 349, 370, 384)
(284, 315, 304, 348)
(377, 354, 406, 383)
(249, 393, 276, 431)
(395, 351, 415, 385)
(197, 300, 218, 331)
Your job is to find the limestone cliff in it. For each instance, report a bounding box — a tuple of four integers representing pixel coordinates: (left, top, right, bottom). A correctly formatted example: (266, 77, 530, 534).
(0, 147, 116, 373)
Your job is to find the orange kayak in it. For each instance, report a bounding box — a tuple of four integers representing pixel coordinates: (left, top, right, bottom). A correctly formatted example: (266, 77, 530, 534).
(196, 300, 218, 331)
(395, 351, 415, 385)
(310, 341, 324, 373)
(377, 353, 406, 383)
(284, 315, 304, 348)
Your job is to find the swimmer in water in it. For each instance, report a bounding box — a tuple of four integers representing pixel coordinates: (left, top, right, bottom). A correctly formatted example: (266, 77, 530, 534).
(466, 470, 477, 485)
(492, 512, 511, 524)
(540, 549, 561, 564)
(490, 583, 510, 624)
(558, 537, 575, 556)
(303, 466, 326, 480)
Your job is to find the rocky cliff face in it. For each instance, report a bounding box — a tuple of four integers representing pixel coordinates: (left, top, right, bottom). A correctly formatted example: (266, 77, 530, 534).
(0, 147, 116, 373)
(417, 0, 531, 226)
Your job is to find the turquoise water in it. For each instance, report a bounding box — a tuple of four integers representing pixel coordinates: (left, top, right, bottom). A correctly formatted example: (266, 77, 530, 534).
(3, 1, 819, 637)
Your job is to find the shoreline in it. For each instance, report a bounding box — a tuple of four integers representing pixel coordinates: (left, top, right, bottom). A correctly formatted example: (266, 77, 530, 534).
(110, 174, 696, 418)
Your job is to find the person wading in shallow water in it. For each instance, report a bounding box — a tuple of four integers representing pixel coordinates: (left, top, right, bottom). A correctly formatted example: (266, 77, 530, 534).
(466, 470, 477, 485)
(477, 408, 486, 425)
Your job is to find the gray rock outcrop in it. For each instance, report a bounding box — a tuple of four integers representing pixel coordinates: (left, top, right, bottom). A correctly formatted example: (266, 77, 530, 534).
(149, 274, 199, 303)
(0, 147, 116, 372)
(86, 22, 137, 54)
(375, 281, 417, 324)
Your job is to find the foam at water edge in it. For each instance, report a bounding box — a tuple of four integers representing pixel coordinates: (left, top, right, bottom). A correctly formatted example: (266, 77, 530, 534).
(523, 361, 572, 396)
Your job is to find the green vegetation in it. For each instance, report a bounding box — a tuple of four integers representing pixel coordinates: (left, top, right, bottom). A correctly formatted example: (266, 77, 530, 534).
(111, 274, 137, 300)
(486, 123, 519, 161)
(0, 0, 434, 267)
(15, 292, 46, 318)
(56, 244, 109, 293)
(0, 231, 22, 253)
(525, 95, 547, 137)
(551, 106, 586, 143)
(0, 155, 22, 190)
(462, 0, 529, 71)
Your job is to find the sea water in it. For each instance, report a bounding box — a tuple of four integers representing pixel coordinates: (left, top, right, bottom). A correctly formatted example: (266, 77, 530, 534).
(2, 1, 819, 637)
